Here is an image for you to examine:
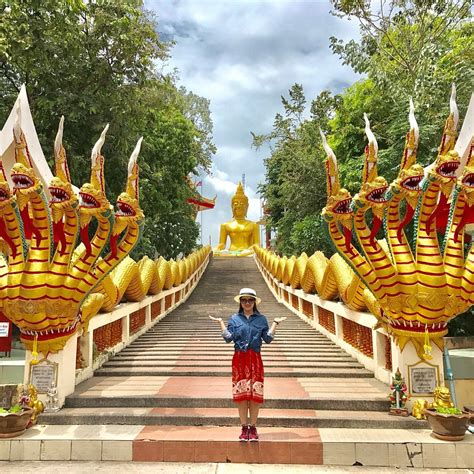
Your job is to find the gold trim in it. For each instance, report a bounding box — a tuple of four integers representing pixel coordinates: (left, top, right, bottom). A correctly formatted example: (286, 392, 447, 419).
(407, 359, 440, 396)
(28, 358, 58, 394)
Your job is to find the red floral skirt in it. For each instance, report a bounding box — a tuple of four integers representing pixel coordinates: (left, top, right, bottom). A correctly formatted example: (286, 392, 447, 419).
(232, 349, 264, 404)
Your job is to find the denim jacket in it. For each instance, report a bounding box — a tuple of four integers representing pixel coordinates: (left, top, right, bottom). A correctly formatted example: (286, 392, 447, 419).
(222, 311, 273, 352)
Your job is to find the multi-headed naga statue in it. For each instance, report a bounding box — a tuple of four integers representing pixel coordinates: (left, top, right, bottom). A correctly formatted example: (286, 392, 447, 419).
(0, 109, 144, 354)
(322, 85, 473, 358)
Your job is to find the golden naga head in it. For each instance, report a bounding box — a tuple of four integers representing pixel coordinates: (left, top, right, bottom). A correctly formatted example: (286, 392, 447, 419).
(390, 100, 424, 204)
(231, 182, 249, 219)
(353, 114, 389, 220)
(0, 162, 14, 210)
(49, 117, 78, 218)
(10, 105, 40, 210)
(428, 85, 460, 196)
(78, 124, 112, 227)
(110, 137, 144, 253)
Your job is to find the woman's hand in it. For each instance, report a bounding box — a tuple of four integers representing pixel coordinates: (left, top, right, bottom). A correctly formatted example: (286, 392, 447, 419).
(209, 314, 226, 332)
(208, 315, 223, 323)
(274, 317, 287, 325)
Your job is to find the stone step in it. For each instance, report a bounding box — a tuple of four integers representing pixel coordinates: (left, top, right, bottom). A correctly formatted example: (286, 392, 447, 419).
(94, 367, 373, 377)
(102, 360, 363, 368)
(65, 395, 389, 411)
(112, 355, 356, 361)
(39, 407, 425, 429)
(121, 347, 344, 353)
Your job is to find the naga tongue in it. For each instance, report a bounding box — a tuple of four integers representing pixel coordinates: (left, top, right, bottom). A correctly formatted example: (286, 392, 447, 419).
(109, 233, 119, 259)
(397, 205, 415, 243)
(53, 220, 67, 256)
(425, 193, 448, 235)
(0, 217, 17, 259)
(453, 203, 474, 243)
(370, 215, 382, 248)
(344, 226, 353, 255)
(20, 206, 42, 247)
(80, 225, 92, 258)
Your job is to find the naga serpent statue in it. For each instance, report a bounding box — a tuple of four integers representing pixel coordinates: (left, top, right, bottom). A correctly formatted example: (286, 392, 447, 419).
(0, 107, 144, 354)
(255, 85, 472, 360)
(321, 85, 470, 357)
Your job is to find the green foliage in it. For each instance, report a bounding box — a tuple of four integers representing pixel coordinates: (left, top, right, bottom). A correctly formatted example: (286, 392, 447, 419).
(0, 0, 215, 259)
(0, 404, 22, 414)
(435, 406, 462, 415)
(289, 215, 333, 257)
(253, 85, 335, 257)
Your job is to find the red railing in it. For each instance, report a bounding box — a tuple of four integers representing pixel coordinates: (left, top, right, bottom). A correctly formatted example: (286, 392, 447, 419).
(342, 318, 373, 358)
(319, 307, 336, 334)
(129, 308, 146, 335)
(94, 319, 123, 353)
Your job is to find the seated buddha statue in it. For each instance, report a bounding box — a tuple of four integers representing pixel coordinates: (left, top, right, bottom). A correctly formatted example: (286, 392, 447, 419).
(214, 182, 260, 256)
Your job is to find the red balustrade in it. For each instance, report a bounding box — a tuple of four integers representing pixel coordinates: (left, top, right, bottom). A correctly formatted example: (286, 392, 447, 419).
(291, 294, 299, 310)
(151, 300, 162, 320)
(302, 299, 313, 318)
(129, 308, 146, 335)
(385, 335, 392, 371)
(94, 319, 123, 353)
(342, 318, 373, 358)
(318, 307, 336, 334)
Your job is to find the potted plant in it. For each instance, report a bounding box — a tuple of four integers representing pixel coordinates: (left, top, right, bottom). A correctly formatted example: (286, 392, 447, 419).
(425, 406, 474, 441)
(0, 404, 34, 438)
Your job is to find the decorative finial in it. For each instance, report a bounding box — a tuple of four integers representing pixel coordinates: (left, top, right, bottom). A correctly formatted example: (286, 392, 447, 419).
(54, 116, 64, 158)
(408, 98, 419, 146)
(363, 113, 378, 183)
(450, 83, 459, 129)
(91, 124, 109, 165)
(126, 137, 143, 200)
(320, 128, 340, 197)
(13, 102, 22, 143)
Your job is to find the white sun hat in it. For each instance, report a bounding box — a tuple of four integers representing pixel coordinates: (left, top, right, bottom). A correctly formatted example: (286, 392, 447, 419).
(233, 287, 261, 305)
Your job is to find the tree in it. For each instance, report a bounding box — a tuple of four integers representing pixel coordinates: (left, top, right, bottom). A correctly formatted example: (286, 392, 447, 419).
(253, 85, 336, 257)
(0, 0, 215, 258)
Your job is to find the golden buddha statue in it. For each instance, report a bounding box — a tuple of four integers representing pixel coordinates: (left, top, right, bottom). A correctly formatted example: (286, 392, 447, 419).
(214, 182, 260, 256)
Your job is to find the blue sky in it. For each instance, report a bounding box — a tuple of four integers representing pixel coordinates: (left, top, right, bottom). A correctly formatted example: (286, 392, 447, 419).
(145, 0, 361, 247)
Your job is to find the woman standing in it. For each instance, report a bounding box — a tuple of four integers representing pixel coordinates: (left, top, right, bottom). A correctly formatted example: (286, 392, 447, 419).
(209, 287, 286, 441)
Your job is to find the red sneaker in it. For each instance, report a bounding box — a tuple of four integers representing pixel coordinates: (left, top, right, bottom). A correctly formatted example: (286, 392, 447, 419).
(248, 425, 259, 442)
(239, 425, 249, 441)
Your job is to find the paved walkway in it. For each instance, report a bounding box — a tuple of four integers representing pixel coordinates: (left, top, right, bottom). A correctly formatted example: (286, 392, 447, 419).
(0, 461, 471, 473)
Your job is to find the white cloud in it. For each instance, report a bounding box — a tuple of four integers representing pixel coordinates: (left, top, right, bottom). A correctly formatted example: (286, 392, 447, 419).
(145, 0, 361, 247)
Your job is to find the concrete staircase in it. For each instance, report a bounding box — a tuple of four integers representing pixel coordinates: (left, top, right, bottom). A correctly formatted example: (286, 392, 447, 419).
(37, 257, 434, 464)
(42, 258, 422, 430)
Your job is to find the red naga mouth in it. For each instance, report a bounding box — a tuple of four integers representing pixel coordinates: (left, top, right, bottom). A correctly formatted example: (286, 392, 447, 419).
(462, 173, 474, 187)
(79, 192, 100, 208)
(333, 198, 352, 214)
(12, 173, 34, 189)
(115, 201, 136, 217)
(49, 187, 70, 203)
(0, 187, 10, 201)
(366, 186, 388, 203)
(401, 175, 423, 191)
(437, 161, 459, 178)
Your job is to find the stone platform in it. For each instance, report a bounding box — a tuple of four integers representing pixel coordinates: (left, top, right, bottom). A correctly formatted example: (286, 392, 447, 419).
(1, 424, 473, 468)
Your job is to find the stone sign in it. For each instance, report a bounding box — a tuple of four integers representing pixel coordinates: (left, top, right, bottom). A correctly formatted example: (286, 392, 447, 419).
(29, 359, 58, 393)
(409, 364, 439, 395)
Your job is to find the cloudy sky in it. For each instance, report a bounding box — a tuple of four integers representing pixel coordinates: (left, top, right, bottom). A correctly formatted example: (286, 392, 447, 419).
(145, 0, 362, 248)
